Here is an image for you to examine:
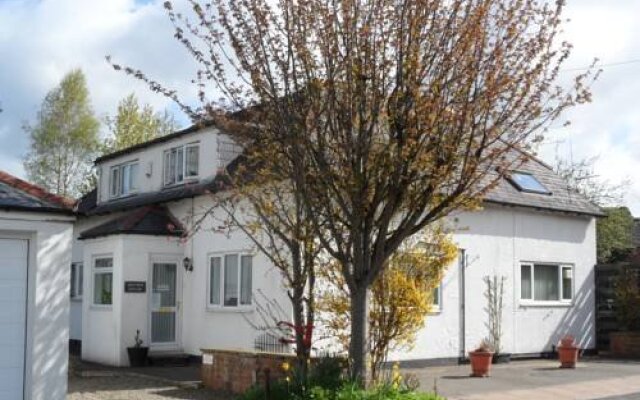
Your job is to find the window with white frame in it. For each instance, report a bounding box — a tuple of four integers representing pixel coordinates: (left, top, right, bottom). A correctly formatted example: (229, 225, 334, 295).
(109, 161, 139, 198)
(208, 253, 253, 307)
(164, 143, 199, 186)
(93, 257, 113, 306)
(520, 263, 573, 303)
(431, 284, 442, 311)
(70, 262, 83, 299)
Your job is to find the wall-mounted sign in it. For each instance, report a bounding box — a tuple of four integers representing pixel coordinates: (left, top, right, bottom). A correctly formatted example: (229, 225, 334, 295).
(125, 281, 146, 293)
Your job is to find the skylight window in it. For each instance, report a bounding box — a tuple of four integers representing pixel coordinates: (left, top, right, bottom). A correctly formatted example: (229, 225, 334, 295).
(508, 172, 550, 194)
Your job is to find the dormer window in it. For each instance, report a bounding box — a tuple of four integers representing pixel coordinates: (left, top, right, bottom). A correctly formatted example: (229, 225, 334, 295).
(110, 161, 139, 198)
(507, 171, 550, 195)
(164, 143, 199, 186)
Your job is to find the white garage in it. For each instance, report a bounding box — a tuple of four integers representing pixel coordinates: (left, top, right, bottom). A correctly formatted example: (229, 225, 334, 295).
(0, 238, 29, 398)
(0, 171, 75, 400)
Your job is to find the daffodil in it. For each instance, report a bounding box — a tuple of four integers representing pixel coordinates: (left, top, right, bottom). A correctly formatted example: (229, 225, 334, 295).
(281, 361, 290, 372)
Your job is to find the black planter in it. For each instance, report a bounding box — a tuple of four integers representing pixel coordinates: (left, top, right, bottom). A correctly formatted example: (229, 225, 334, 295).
(127, 347, 149, 367)
(492, 353, 512, 364)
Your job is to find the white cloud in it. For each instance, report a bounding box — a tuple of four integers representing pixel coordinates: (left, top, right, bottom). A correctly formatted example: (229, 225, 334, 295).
(1, 0, 639, 214)
(0, 0, 197, 177)
(536, 0, 640, 214)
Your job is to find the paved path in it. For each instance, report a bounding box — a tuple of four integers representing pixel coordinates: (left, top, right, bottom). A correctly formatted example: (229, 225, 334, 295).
(407, 358, 640, 400)
(67, 374, 234, 400)
(454, 374, 640, 399)
(67, 357, 230, 400)
(68, 357, 640, 399)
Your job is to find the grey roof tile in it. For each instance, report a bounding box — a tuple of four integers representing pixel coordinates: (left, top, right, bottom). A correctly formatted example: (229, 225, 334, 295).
(0, 171, 75, 214)
(78, 148, 603, 218)
(79, 206, 184, 240)
(484, 155, 604, 217)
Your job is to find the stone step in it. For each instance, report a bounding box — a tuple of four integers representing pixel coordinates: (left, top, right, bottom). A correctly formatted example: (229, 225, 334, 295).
(148, 352, 192, 367)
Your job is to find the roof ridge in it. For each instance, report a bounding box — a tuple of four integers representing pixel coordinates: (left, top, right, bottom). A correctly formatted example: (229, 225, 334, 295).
(94, 120, 216, 165)
(497, 140, 554, 171)
(0, 171, 75, 209)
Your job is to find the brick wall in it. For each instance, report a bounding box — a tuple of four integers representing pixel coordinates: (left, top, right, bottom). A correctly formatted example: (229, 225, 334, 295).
(201, 349, 297, 394)
(610, 332, 640, 357)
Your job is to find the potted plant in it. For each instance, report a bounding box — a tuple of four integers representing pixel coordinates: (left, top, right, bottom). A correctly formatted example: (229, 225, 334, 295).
(610, 266, 640, 358)
(469, 340, 494, 377)
(484, 275, 511, 363)
(127, 330, 149, 367)
(558, 335, 579, 368)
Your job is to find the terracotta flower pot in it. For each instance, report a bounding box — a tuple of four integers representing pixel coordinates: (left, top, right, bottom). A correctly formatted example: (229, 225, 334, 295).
(558, 346, 578, 368)
(469, 351, 494, 377)
(558, 336, 579, 369)
(560, 336, 575, 348)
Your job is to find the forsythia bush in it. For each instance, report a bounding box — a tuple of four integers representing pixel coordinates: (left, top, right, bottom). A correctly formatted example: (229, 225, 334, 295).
(317, 227, 457, 380)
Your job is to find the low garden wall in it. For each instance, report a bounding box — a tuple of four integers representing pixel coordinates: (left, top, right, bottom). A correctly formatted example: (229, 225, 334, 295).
(201, 348, 297, 394)
(610, 332, 640, 358)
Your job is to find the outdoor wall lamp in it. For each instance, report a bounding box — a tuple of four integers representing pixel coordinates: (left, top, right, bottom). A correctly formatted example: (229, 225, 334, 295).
(183, 257, 194, 272)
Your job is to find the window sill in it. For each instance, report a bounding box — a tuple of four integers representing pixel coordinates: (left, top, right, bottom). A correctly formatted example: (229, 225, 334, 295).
(109, 192, 138, 201)
(163, 178, 200, 189)
(90, 305, 113, 311)
(206, 305, 255, 314)
(428, 307, 442, 315)
(519, 301, 573, 308)
(70, 297, 83, 303)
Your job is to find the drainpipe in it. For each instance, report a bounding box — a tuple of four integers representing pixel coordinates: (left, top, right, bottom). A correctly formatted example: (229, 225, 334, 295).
(459, 249, 467, 363)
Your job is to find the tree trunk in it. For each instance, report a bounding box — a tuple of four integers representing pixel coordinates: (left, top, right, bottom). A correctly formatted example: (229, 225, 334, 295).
(291, 287, 309, 381)
(349, 285, 370, 385)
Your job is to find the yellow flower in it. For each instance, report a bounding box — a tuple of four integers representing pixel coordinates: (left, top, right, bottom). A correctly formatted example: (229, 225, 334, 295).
(285, 376, 291, 383)
(281, 362, 290, 372)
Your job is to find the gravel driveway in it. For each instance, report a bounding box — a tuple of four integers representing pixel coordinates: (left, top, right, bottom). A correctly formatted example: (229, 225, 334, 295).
(67, 374, 233, 400)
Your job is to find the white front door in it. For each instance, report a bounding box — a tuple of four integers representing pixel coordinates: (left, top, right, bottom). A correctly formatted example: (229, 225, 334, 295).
(0, 238, 28, 399)
(150, 261, 180, 348)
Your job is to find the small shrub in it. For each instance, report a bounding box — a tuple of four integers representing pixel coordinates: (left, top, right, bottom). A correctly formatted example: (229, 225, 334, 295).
(333, 383, 444, 400)
(239, 356, 440, 400)
(240, 381, 443, 400)
(239, 380, 290, 400)
(309, 356, 347, 390)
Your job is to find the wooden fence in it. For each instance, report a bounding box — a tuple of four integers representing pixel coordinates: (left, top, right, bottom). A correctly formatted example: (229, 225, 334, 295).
(595, 263, 640, 350)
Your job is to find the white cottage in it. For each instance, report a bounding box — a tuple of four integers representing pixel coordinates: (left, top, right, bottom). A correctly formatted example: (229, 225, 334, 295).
(0, 171, 75, 400)
(69, 123, 603, 366)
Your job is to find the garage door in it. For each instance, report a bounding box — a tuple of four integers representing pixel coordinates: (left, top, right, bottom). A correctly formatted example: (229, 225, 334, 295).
(0, 239, 28, 399)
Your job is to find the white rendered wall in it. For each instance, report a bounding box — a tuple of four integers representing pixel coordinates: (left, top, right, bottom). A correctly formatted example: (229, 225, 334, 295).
(81, 236, 123, 365)
(76, 198, 596, 363)
(79, 196, 291, 364)
(96, 127, 227, 204)
(169, 197, 292, 356)
(70, 214, 123, 341)
(389, 205, 597, 361)
(0, 211, 74, 400)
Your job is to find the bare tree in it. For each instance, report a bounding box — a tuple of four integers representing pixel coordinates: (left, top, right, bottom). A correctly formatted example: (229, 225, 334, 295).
(554, 155, 629, 207)
(113, 0, 596, 382)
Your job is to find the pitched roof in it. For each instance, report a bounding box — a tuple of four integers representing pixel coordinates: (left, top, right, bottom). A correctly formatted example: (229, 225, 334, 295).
(484, 155, 604, 217)
(77, 151, 603, 218)
(78, 176, 228, 216)
(78, 206, 185, 240)
(0, 171, 75, 215)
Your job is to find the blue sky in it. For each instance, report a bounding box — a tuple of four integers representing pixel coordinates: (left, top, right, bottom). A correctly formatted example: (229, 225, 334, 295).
(0, 0, 639, 213)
